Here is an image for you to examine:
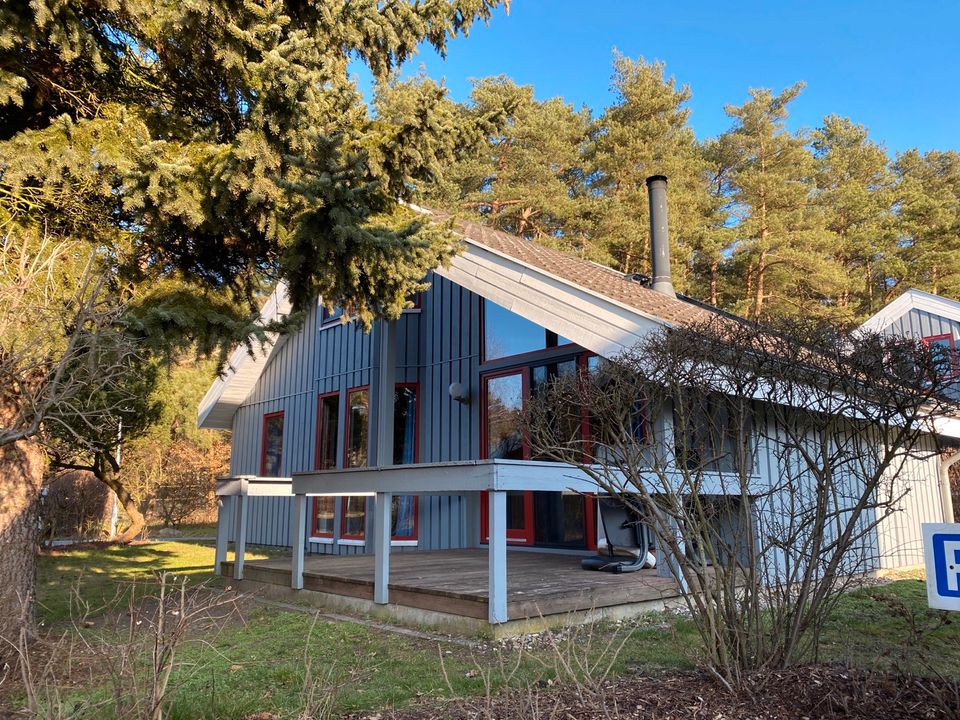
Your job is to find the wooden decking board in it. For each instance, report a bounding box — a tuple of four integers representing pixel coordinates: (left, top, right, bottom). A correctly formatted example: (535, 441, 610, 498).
(222, 549, 677, 621)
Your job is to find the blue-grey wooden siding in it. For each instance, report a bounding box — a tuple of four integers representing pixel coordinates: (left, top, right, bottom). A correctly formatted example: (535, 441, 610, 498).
(228, 273, 475, 553)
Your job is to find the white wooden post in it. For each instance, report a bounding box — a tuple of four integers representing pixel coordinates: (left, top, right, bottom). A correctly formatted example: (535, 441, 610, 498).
(488, 490, 508, 624)
(373, 491, 393, 604)
(214, 495, 234, 576)
(234, 493, 248, 581)
(291, 494, 307, 590)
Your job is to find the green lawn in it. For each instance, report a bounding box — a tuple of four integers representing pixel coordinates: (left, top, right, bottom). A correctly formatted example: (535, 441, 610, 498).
(25, 543, 960, 719)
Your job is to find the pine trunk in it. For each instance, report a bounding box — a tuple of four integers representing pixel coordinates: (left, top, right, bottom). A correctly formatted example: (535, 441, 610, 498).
(0, 435, 44, 660)
(710, 260, 719, 306)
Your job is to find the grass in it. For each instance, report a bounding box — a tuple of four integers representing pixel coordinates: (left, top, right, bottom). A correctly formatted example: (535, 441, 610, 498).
(24, 543, 960, 719)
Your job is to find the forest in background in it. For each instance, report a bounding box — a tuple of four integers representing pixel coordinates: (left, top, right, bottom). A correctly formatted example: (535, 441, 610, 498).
(397, 56, 960, 324)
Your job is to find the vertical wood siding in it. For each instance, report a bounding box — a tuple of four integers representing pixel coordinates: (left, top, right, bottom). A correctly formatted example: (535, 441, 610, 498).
(228, 275, 474, 552)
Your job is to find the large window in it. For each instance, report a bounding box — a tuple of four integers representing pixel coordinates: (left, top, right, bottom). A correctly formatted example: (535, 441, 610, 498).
(260, 412, 284, 476)
(345, 387, 370, 468)
(483, 299, 571, 362)
(316, 392, 340, 470)
(484, 371, 526, 460)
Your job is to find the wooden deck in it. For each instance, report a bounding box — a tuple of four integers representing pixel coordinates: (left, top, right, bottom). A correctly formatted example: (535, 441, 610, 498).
(221, 549, 679, 622)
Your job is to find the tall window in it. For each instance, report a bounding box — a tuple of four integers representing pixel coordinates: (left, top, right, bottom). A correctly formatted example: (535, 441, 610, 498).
(393, 385, 418, 464)
(485, 371, 525, 459)
(392, 384, 419, 541)
(316, 393, 340, 470)
(345, 387, 370, 468)
(483, 299, 571, 361)
(260, 412, 284, 476)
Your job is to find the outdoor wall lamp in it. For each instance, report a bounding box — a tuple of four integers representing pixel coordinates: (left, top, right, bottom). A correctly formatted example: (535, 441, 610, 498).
(449, 382, 470, 404)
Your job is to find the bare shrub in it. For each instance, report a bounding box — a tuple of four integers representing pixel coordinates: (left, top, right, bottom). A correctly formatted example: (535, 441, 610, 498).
(526, 316, 959, 688)
(5, 573, 240, 720)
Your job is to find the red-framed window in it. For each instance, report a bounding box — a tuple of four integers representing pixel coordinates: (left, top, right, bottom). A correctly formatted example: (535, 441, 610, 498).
(404, 291, 422, 311)
(340, 496, 368, 540)
(316, 391, 340, 470)
(923, 333, 958, 380)
(260, 411, 284, 477)
(392, 382, 420, 541)
(344, 386, 370, 468)
(312, 497, 336, 538)
(478, 355, 603, 550)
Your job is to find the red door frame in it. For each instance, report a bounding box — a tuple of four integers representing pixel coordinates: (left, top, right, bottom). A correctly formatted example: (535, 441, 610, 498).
(479, 368, 534, 544)
(259, 411, 285, 477)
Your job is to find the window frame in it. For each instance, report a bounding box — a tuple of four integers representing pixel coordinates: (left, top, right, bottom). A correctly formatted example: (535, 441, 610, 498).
(315, 390, 341, 471)
(343, 384, 371, 469)
(923, 333, 958, 380)
(259, 411, 285, 477)
(393, 382, 421, 465)
(339, 495, 368, 542)
(310, 496, 336, 541)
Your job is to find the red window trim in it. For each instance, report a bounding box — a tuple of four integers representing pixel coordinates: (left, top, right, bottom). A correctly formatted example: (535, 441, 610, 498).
(923, 333, 958, 378)
(392, 382, 420, 541)
(315, 391, 341, 471)
(311, 496, 336, 539)
(339, 496, 368, 541)
(394, 381, 421, 464)
(259, 411, 284, 477)
(391, 496, 420, 541)
(343, 385, 370, 469)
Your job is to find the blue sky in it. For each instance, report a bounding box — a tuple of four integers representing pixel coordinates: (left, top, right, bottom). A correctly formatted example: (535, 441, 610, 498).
(355, 1, 959, 156)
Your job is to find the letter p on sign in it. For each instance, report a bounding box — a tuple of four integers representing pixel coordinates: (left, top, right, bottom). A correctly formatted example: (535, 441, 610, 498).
(923, 523, 960, 611)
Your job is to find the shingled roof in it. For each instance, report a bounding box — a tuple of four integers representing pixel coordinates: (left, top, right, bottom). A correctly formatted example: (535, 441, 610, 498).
(430, 210, 719, 327)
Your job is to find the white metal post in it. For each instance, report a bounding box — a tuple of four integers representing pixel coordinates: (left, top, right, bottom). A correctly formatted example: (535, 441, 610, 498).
(373, 491, 393, 604)
(291, 494, 307, 589)
(214, 495, 234, 576)
(234, 494, 248, 581)
(487, 490, 508, 624)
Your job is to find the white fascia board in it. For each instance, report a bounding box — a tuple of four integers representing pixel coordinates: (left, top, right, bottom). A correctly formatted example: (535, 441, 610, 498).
(197, 283, 293, 430)
(860, 288, 960, 334)
(438, 242, 666, 358)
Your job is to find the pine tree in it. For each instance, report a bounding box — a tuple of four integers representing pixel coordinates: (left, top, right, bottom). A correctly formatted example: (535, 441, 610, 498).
(414, 76, 595, 255)
(811, 115, 897, 320)
(716, 83, 839, 321)
(894, 150, 960, 299)
(0, 0, 507, 651)
(590, 56, 721, 292)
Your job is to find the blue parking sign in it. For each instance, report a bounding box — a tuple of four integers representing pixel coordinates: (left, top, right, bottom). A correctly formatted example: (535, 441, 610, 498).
(923, 524, 960, 611)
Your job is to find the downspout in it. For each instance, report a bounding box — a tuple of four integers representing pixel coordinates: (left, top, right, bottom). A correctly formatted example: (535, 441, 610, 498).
(941, 449, 960, 523)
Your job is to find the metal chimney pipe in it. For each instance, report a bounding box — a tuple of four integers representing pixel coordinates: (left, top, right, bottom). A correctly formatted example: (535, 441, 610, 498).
(646, 175, 676, 298)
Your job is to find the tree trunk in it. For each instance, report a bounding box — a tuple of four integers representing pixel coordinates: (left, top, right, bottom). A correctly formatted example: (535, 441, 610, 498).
(0, 435, 44, 660)
(95, 454, 145, 544)
(710, 259, 719, 306)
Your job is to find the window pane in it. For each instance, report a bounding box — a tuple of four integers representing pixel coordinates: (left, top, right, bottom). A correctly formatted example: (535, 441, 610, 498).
(313, 497, 335, 536)
(391, 495, 417, 539)
(483, 300, 570, 361)
(261, 413, 284, 476)
(317, 395, 339, 470)
(486, 373, 524, 459)
(506, 491, 528, 531)
(346, 389, 369, 468)
(533, 492, 586, 546)
(926, 336, 956, 379)
(342, 496, 366, 538)
(321, 305, 344, 325)
(393, 386, 417, 465)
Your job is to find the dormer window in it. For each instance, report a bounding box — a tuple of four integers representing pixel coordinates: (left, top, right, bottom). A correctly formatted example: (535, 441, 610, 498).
(923, 334, 958, 380)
